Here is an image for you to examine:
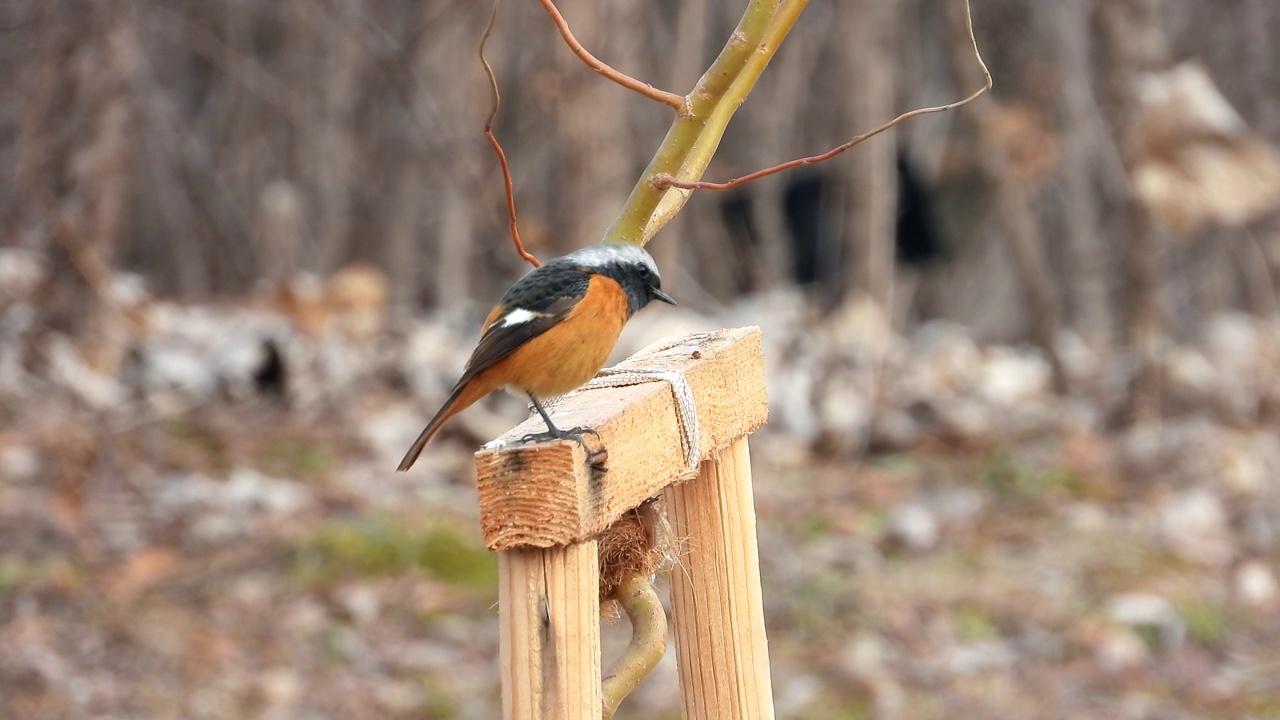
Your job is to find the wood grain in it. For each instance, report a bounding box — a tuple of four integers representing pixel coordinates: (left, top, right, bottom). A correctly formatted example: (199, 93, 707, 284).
(475, 327, 767, 551)
(499, 542, 602, 720)
(664, 436, 776, 720)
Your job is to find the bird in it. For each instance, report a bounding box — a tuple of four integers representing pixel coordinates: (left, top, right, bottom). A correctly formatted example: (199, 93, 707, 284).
(397, 242, 675, 471)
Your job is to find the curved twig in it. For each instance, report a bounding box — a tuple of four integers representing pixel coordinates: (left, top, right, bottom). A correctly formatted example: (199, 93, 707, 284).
(480, 0, 540, 267)
(537, 0, 686, 111)
(653, 0, 992, 192)
(601, 575, 667, 719)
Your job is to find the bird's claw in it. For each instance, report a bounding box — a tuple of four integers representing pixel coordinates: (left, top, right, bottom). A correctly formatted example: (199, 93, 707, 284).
(519, 425, 600, 453)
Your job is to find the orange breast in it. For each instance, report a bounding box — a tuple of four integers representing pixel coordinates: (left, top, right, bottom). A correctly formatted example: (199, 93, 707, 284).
(476, 273, 628, 398)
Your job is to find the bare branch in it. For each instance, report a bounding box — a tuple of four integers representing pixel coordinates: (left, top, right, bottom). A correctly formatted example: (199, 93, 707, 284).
(536, 0, 686, 111)
(653, 0, 992, 193)
(480, 0, 540, 268)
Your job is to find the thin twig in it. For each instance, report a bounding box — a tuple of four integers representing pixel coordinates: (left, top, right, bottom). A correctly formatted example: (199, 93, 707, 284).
(654, 0, 992, 192)
(536, 0, 686, 111)
(480, 0, 540, 267)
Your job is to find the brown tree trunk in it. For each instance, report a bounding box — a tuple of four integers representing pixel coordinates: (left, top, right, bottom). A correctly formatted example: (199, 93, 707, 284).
(1098, 0, 1171, 420)
(841, 0, 899, 313)
(1048, 0, 1114, 352)
(944, 1, 1067, 391)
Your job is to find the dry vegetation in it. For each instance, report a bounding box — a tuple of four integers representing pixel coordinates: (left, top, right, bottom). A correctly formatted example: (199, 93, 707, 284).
(3, 1, 1280, 718)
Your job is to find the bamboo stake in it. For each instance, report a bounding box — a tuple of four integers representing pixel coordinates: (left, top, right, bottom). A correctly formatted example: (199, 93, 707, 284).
(499, 542, 602, 720)
(663, 436, 775, 719)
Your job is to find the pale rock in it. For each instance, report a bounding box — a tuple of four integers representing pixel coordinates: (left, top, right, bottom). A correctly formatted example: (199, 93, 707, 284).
(977, 347, 1051, 406)
(156, 469, 308, 542)
(888, 503, 939, 552)
(935, 397, 993, 438)
(837, 632, 905, 719)
(1054, 329, 1099, 380)
(944, 639, 1017, 674)
(1064, 503, 1109, 533)
(283, 598, 330, 634)
(335, 583, 382, 625)
(144, 346, 219, 404)
(0, 442, 39, 480)
(1158, 488, 1234, 566)
(1107, 592, 1185, 647)
(0, 248, 45, 303)
(1204, 313, 1262, 417)
(400, 320, 471, 404)
(106, 272, 150, 308)
(869, 408, 920, 449)
(215, 335, 281, 400)
(45, 335, 126, 409)
(395, 640, 459, 671)
(359, 402, 432, 467)
(840, 632, 890, 676)
(257, 668, 301, 710)
(1165, 347, 1216, 397)
(1119, 419, 1217, 484)
(134, 302, 295, 406)
(1235, 560, 1278, 606)
(823, 295, 901, 359)
(928, 488, 985, 524)
(768, 358, 822, 443)
(374, 679, 428, 713)
(904, 321, 984, 397)
(1093, 626, 1150, 672)
(223, 468, 308, 514)
(722, 287, 811, 345)
(773, 673, 822, 719)
(1219, 432, 1280, 498)
(155, 472, 221, 510)
(815, 365, 873, 439)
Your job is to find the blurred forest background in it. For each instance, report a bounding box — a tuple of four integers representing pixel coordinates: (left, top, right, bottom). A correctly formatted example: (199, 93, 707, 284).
(3, 0, 1280, 718)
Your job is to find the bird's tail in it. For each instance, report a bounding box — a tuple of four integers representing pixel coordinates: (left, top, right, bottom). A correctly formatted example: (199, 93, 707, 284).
(396, 379, 491, 471)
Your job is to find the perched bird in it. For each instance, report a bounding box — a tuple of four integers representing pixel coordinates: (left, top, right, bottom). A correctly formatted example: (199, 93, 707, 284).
(397, 243, 675, 471)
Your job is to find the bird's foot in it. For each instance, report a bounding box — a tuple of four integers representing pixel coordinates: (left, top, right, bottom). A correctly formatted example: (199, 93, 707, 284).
(519, 425, 600, 453)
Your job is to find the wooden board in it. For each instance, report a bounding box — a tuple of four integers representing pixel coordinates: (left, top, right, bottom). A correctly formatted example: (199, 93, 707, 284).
(474, 326, 767, 551)
(499, 543, 602, 720)
(664, 436, 776, 719)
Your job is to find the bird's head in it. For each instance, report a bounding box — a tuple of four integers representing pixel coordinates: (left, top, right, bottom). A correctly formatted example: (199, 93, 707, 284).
(568, 243, 676, 315)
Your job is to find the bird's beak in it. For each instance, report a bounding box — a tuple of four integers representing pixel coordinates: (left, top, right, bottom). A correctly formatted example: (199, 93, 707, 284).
(651, 288, 677, 306)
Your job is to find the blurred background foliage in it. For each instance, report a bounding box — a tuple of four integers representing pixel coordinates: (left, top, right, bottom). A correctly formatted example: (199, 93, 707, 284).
(4, 1, 1280, 719)
(8, 0, 1279, 339)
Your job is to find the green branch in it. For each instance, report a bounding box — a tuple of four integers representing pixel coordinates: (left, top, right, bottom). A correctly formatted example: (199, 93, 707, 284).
(602, 0, 810, 246)
(601, 575, 668, 719)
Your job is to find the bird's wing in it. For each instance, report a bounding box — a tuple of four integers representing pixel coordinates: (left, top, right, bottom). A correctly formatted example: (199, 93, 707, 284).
(457, 293, 580, 386)
(455, 259, 591, 385)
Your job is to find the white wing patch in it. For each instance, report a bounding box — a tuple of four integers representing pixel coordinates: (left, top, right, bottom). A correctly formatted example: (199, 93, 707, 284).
(498, 308, 544, 327)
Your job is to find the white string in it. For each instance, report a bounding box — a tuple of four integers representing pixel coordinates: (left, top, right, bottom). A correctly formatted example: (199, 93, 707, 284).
(546, 333, 712, 470)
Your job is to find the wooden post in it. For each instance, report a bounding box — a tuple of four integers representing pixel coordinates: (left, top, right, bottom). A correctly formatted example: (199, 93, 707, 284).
(474, 328, 768, 551)
(664, 437, 775, 720)
(476, 328, 772, 719)
(499, 543, 602, 720)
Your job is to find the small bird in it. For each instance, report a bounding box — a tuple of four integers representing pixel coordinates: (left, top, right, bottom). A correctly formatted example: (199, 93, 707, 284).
(397, 243, 675, 471)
